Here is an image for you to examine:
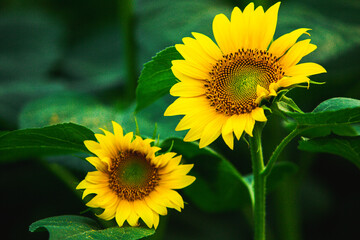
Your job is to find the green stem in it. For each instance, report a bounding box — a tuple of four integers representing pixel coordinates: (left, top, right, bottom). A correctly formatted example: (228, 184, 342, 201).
(249, 123, 266, 240)
(262, 126, 305, 177)
(119, 0, 137, 101)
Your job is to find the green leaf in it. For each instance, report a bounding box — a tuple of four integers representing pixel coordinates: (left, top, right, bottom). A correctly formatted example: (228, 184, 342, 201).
(161, 138, 252, 212)
(278, 97, 360, 126)
(29, 215, 155, 240)
(279, 96, 304, 114)
(0, 123, 95, 162)
(136, 47, 182, 112)
(298, 136, 360, 169)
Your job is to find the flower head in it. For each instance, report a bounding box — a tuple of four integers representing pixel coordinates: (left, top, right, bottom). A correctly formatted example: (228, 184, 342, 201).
(164, 2, 326, 149)
(76, 121, 195, 229)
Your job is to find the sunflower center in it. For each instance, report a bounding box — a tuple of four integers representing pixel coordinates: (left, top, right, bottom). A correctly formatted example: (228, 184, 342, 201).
(109, 150, 159, 201)
(205, 49, 284, 115)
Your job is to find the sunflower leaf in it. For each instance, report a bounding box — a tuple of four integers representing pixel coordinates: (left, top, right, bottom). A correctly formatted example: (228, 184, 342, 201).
(277, 97, 360, 127)
(281, 96, 304, 113)
(29, 215, 155, 240)
(0, 123, 95, 162)
(298, 136, 360, 169)
(136, 46, 182, 112)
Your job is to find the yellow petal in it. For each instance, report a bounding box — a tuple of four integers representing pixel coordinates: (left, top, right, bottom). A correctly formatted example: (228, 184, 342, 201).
(85, 171, 109, 184)
(244, 114, 255, 137)
(161, 175, 196, 189)
(164, 96, 208, 116)
(160, 155, 182, 174)
(170, 81, 205, 97)
(76, 179, 88, 190)
(115, 200, 131, 227)
(251, 107, 267, 122)
(183, 126, 205, 142)
(182, 110, 220, 141)
(268, 28, 311, 57)
(82, 186, 109, 200)
(112, 121, 123, 138)
(153, 212, 160, 230)
(163, 189, 184, 209)
(230, 7, 244, 50)
(121, 132, 133, 150)
(222, 132, 234, 150)
(285, 62, 326, 77)
(213, 13, 235, 55)
(86, 156, 107, 172)
(280, 39, 314, 69)
(304, 43, 317, 56)
(154, 152, 177, 168)
(145, 196, 168, 216)
(94, 133, 117, 157)
(153, 188, 182, 211)
(161, 164, 194, 176)
(175, 44, 210, 72)
(175, 108, 216, 131)
(127, 204, 140, 227)
(84, 140, 101, 154)
(86, 191, 117, 208)
(255, 85, 270, 104)
(96, 199, 119, 220)
(222, 115, 236, 135)
(172, 60, 210, 79)
(248, 6, 265, 50)
(178, 38, 217, 67)
(277, 76, 310, 88)
(191, 32, 223, 60)
(268, 82, 279, 96)
(172, 65, 204, 83)
(233, 114, 247, 140)
(199, 114, 227, 148)
(259, 2, 281, 50)
(241, 2, 255, 49)
(134, 200, 154, 228)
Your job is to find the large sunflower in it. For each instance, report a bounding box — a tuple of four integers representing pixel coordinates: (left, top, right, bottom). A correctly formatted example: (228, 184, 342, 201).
(164, 2, 326, 149)
(76, 121, 195, 229)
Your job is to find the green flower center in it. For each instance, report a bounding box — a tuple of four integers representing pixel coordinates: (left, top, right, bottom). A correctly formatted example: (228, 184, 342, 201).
(109, 150, 159, 201)
(205, 49, 284, 115)
(117, 156, 150, 187)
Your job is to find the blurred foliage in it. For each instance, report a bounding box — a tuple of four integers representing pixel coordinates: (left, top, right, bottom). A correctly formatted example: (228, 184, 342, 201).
(0, 0, 359, 239)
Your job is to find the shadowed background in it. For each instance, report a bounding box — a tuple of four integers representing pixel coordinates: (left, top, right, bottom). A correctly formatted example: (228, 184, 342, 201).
(0, 0, 359, 239)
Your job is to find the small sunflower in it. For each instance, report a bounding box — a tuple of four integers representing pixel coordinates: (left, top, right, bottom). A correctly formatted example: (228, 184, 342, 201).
(164, 2, 326, 149)
(76, 121, 195, 229)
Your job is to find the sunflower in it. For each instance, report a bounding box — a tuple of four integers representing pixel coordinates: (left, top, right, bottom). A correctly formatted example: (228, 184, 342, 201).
(76, 121, 195, 229)
(164, 2, 326, 149)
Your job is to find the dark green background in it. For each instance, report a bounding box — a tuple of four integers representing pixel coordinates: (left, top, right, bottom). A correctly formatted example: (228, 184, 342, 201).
(0, 0, 359, 239)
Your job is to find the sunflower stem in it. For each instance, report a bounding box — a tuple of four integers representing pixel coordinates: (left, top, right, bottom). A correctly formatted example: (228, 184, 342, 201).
(249, 123, 266, 240)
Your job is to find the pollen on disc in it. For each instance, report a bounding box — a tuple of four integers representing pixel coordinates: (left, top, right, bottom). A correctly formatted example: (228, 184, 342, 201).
(205, 49, 284, 115)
